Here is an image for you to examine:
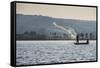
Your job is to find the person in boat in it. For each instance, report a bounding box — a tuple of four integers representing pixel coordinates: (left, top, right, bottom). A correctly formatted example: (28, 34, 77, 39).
(76, 35, 79, 43)
(85, 33, 89, 44)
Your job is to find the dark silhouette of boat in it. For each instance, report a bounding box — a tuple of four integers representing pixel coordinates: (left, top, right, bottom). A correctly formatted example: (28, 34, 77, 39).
(74, 35, 89, 45)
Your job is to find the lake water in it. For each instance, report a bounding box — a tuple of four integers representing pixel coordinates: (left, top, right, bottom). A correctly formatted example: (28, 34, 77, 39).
(16, 40, 96, 65)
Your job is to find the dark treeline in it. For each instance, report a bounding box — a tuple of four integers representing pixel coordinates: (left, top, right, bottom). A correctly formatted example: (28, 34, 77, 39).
(16, 31, 68, 40)
(77, 33, 96, 40)
(16, 31, 96, 40)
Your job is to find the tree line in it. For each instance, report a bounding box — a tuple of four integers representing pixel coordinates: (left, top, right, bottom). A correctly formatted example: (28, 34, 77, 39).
(16, 31, 96, 40)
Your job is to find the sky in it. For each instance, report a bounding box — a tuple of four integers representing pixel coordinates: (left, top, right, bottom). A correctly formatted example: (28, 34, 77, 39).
(16, 3, 96, 21)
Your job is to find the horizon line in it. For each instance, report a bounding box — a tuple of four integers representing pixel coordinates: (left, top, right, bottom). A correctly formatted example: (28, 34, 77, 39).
(16, 13, 96, 21)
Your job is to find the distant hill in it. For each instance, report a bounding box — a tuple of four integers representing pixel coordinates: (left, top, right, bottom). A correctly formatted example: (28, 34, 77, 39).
(16, 14, 96, 35)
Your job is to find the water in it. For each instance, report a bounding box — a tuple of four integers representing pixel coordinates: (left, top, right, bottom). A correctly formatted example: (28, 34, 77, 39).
(16, 40, 96, 65)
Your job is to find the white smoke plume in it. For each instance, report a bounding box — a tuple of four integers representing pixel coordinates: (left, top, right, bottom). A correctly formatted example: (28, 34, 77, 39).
(53, 22, 77, 39)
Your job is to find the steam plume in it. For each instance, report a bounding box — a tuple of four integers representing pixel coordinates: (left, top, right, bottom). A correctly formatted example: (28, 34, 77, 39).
(53, 22, 77, 39)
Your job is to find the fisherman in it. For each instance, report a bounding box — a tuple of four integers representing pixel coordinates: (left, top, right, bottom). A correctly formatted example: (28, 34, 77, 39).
(86, 39, 89, 44)
(76, 34, 79, 43)
(86, 33, 89, 44)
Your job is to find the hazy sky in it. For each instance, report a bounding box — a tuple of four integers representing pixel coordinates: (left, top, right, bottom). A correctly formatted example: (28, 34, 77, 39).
(16, 3, 96, 21)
